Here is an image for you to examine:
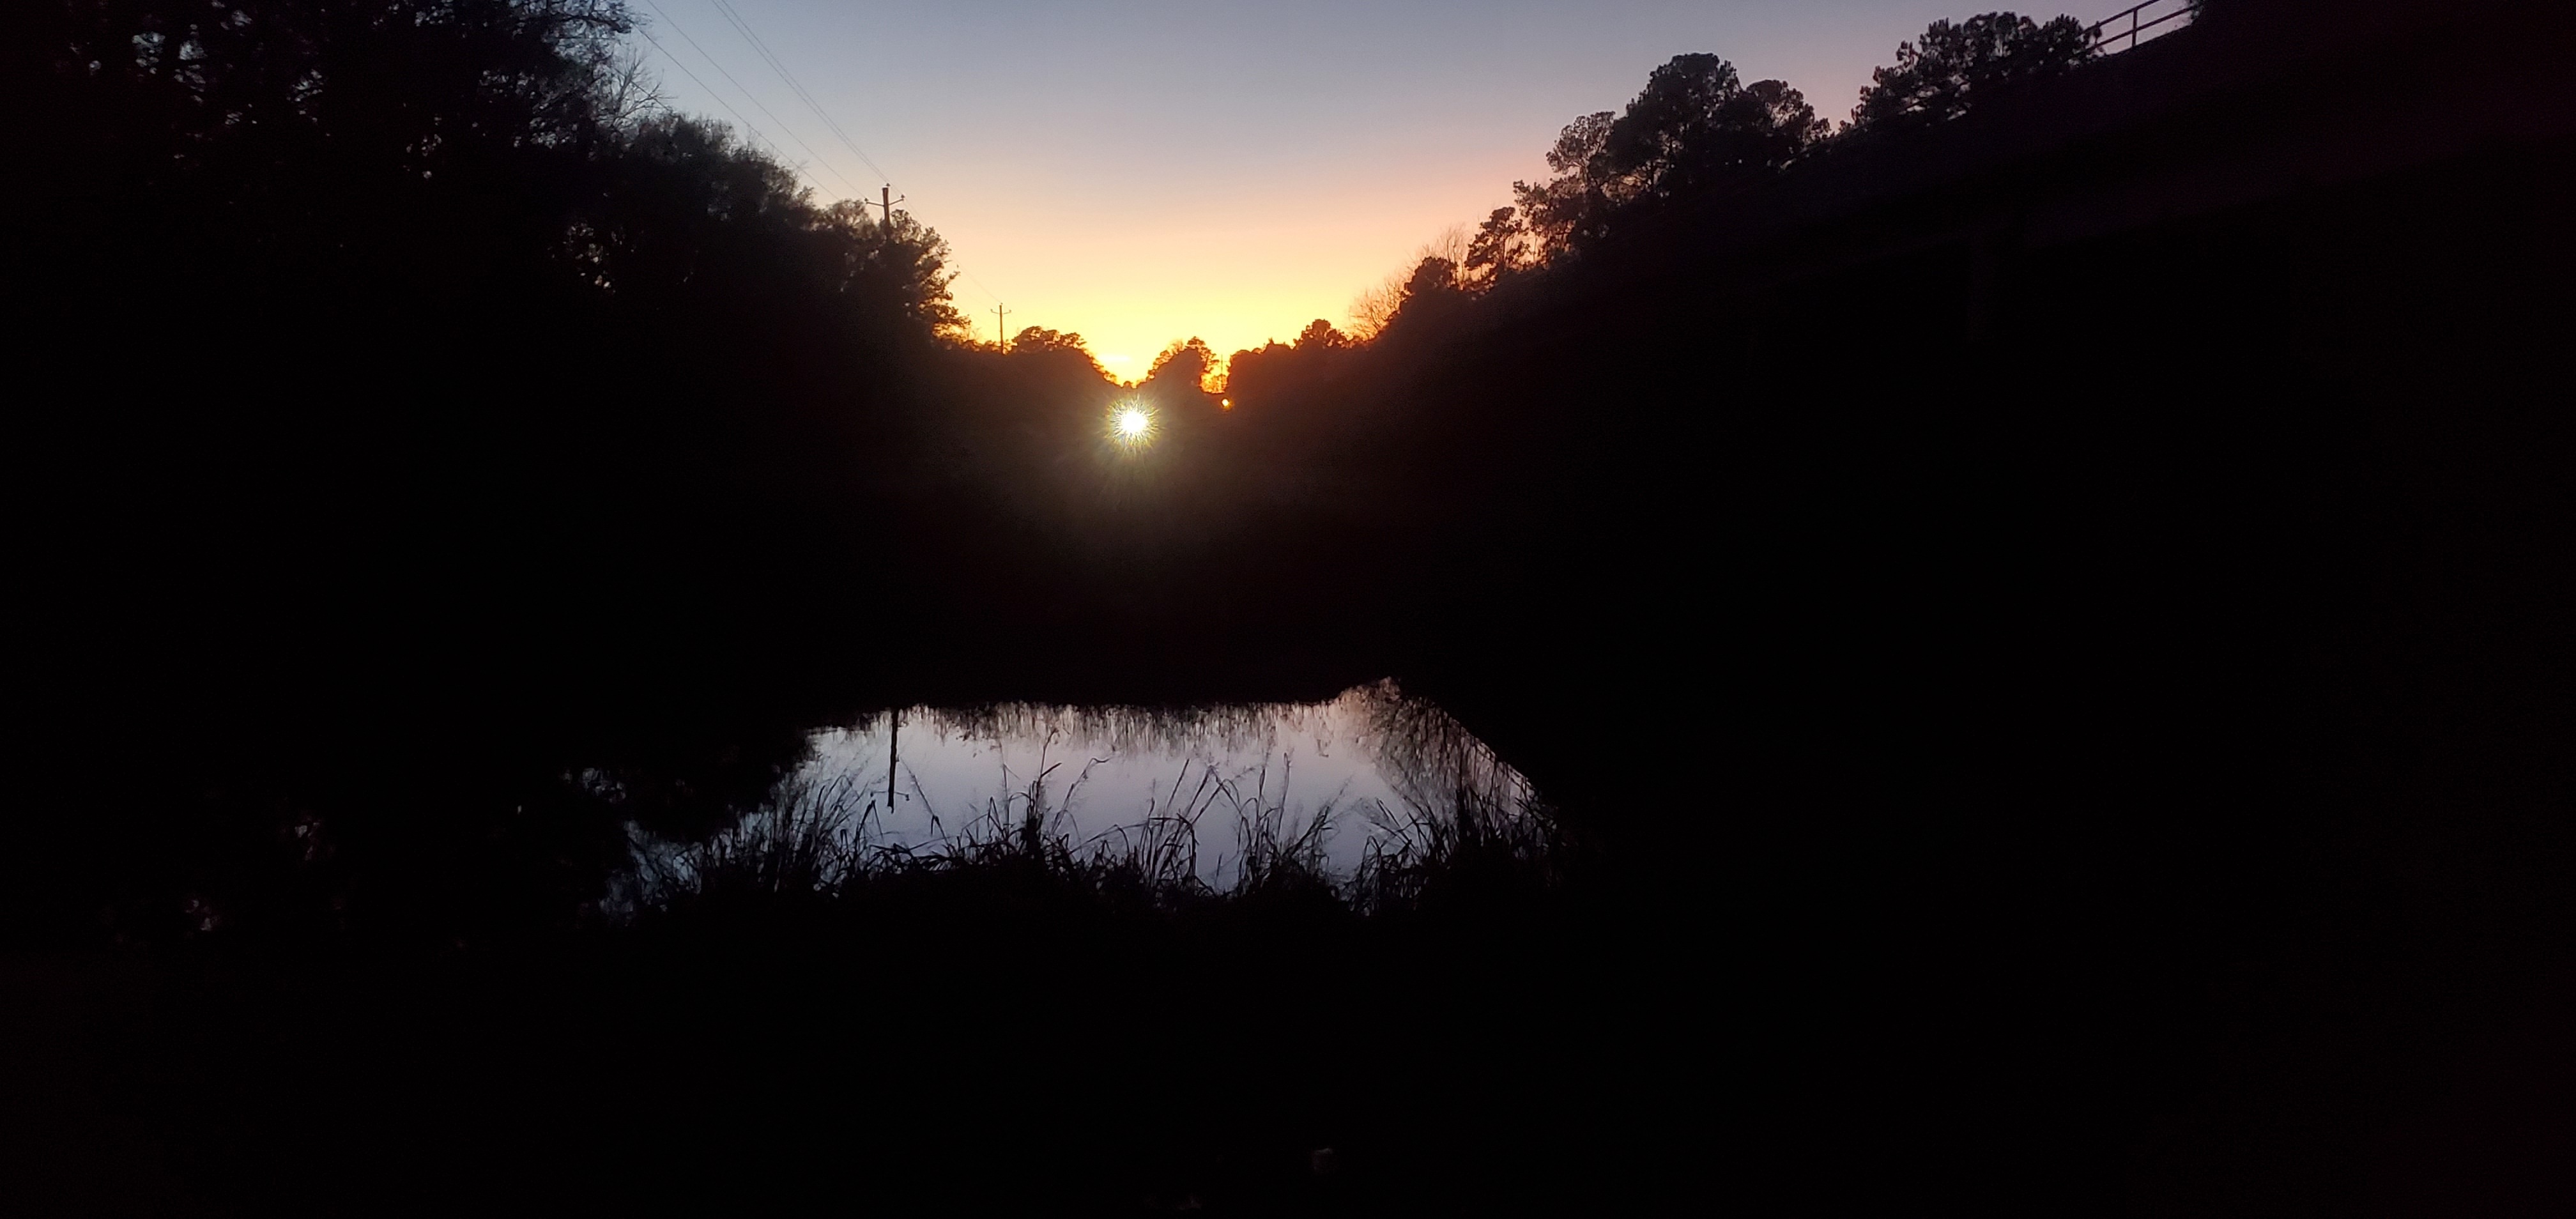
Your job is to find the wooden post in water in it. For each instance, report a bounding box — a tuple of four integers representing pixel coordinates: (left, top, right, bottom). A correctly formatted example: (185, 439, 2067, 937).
(885, 708, 900, 824)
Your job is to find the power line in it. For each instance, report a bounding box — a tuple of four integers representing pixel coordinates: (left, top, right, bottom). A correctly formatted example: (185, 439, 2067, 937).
(634, 27, 834, 198)
(646, 2, 1009, 321)
(704, 0, 890, 183)
(858, 183, 1000, 306)
(638, 0, 860, 197)
(957, 269, 1004, 306)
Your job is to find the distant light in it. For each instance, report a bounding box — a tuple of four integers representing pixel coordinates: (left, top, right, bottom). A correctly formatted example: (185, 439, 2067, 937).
(1220, 398, 1232, 410)
(1110, 403, 1155, 447)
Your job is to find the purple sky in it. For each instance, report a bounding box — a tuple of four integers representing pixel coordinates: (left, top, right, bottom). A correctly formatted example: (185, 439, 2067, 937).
(631, 1, 2107, 371)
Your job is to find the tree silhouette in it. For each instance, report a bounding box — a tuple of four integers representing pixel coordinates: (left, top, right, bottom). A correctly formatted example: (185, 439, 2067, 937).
(1295, 319, 1351, 351)
(1144, 337, 1220, 394)
(1600, 57, 1828, 201)
(1848, 12, 2097, 132)
(1465, 206, 1538, 285)
(1506, 56, 1827, 264)
(1009, 327, 1096, 357)
(1512, 111, 1620, 256)
(1402, 256, 1466, 302)
(1002, 326, 1114, 386)
(1222, 320, 1356, 409)
(17, 0, 977, 790)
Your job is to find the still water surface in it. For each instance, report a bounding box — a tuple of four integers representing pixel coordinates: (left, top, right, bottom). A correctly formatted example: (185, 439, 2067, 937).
(622, 681, 1538, 893)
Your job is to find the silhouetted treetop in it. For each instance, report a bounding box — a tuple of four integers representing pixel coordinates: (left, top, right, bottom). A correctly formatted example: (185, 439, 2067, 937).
(32, 0, 963, 338)
(1223, 320, 1359, 411)
(1357, 13, 2127, 341)
(1144, 337, 1220, 394)
(38, 0, 637, 189)
(1003, 326, 1114, 383)
(1464, 206, 1539, 284)
(1294, 319, 1351, 351)
(1402, 256, 1466, 304)
(822, 201, 969, 337)
(1507, 55, 1827, 261)
(1010, 326, 1091, 355)
(1848, 13, 2096, 133)
(1511, 110, 1619, 254)
(1603, 58, 1828, 200)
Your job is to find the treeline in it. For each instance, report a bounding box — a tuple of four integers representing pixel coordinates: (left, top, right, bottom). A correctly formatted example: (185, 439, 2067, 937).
(965, 12, 2128, 421)
(1105, 11, 2137, 630)
(1153, 7, 2123, 473)
(10, 0, 1019, 946)
(10, 0, 2140, 700)
(13, 0, 993, 728)
(1236, 11, 2103, 384)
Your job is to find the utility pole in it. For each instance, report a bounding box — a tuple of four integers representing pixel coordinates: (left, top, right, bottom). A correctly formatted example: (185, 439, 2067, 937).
(992, 303, 1012, 349)
(873, 183, 904, 233)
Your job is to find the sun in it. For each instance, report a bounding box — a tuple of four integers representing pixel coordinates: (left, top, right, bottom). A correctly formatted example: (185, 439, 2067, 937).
(1109, 402, 1156, 447)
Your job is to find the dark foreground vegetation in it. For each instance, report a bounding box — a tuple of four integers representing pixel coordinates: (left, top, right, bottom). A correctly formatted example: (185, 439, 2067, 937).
(10, 0, 2576, 1212)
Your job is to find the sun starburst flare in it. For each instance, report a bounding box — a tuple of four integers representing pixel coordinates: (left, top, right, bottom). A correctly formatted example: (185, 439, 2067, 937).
(1110, 403, 1156, 448)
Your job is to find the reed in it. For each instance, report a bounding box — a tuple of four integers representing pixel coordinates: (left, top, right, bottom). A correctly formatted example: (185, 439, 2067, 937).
(614, 733, 1567, 922)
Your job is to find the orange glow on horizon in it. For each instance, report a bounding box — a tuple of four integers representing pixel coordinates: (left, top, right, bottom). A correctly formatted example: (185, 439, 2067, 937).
(928, 166, 1508, 395)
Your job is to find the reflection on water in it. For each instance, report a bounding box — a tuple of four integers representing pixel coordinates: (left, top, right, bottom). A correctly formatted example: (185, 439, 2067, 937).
(614, 680, 1542, 905)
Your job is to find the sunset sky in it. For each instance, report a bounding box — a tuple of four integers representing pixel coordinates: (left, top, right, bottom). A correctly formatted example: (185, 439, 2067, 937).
(633, 1, 2073, 373)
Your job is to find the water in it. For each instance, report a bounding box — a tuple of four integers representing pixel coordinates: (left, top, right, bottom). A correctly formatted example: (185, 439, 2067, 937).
(618, 680, 1541, 898)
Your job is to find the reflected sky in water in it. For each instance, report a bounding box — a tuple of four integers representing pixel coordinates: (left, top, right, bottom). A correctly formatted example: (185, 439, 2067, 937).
(615, 682, 1540, 896)
(803, 680, 1533, 885)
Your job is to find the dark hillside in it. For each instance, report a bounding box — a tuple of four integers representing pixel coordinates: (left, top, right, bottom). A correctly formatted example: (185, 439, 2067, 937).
(1326, 0, 2576, 1209)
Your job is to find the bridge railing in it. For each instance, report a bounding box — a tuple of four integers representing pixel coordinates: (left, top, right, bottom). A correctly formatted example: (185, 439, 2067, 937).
(2089, 0, 2197, 54)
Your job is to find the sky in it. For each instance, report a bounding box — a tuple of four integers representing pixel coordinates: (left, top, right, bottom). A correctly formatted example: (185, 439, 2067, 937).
(631, 1, 2105, 374)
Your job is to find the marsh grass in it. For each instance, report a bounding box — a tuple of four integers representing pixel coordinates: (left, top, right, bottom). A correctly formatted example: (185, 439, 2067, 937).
(611, 683, 1570, 922)
(102, 691, 1603, 1218)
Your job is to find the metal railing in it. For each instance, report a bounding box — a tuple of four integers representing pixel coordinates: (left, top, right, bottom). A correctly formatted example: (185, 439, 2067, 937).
(2089, 0, 2197, 54)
